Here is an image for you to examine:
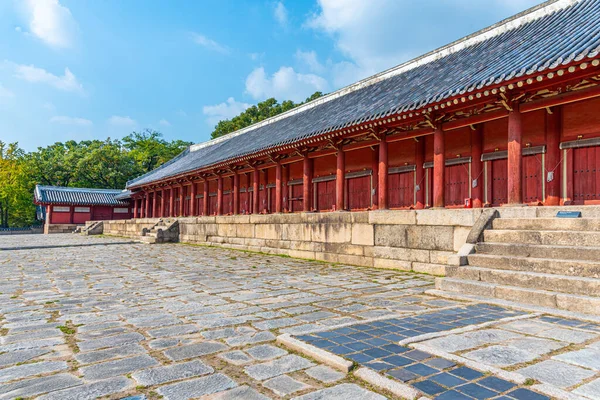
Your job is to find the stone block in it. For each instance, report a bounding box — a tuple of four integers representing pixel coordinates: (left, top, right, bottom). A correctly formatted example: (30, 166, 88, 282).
(81, 355, 158, 381)
(281, 224, 311, 241)
(132, 360, 213, 386)
(311, 223, 352, 244)
(288, 249, 316, 260)
(429, 250, 455, 264)
(236, 224, 254, 238)
(416, 208, 482, 226)
(374, 225, 408, 247)
(37, 376, 132, 400)
(322, 243, 364, 256)
(351, 211, 369, 224)
(293, 383, 386, 400)
(495, 286, 557, 308)
(244, 354, 314, 381)
(305, 212, 353, 224)
(369, 210, 416, 225)
(305, 365, 345, 383)
(254, 224, 280, 240)
(156, 373, 237, 400)
(453, 226, 471, 251)
(373, 258, 412, 271)
(336, 253, 372, 267)
(406, 225, 454, 251)
(412, 262, 446, 276)
(372, 246, 429, 262)
(556, 293, 600, 315)
(517, 360, 595, 388)
(290, 241, 323, 252)
(263, 374, 311, 396)
(351, 224, 374, 246)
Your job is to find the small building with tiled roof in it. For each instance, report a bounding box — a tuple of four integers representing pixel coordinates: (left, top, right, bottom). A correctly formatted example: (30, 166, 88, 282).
(34, 185, 132, 233)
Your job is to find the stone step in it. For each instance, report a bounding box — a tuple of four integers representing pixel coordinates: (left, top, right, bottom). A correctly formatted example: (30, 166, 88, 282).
(446, 266, 600, 296)
(467, 254, 600, 278)
(476, 242, 600, 262)
(435, 277, 600, 315)
(139, 236, 157, 244)
(493, 218, 600, 231)
(484, 229, 600, 247)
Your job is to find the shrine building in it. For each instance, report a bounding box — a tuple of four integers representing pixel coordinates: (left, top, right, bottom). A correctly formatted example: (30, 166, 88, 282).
(126, 0, 600, 218)
(34, 185, 132, 234)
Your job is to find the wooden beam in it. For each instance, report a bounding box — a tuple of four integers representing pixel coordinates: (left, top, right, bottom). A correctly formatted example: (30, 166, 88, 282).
(519, 84, 600, 113)
(386, 127, 435, 143)
(441, 109, 508, 131)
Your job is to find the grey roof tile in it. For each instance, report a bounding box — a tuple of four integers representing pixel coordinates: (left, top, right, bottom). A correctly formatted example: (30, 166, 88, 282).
(34, 185, 130, 206)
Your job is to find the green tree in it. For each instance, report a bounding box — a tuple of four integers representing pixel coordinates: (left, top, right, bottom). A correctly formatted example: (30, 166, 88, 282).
(122, 129, 191, 173)
(0, 141, 36, 228)
(210, 91, 325, 139)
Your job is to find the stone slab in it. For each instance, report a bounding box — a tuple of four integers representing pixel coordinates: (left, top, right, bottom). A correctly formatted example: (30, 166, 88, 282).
(37, 376, 132, 400)
(156, 373, 237, 400)
(0, 373, 82, 400)
(304, 365, 345, 383)
(517, 360, 596, 388)
(81, 355, 159, 381)
(164, 342, 228, 361)
(263, 374, 311, 396)
(245, 355, 314, 381)
(246, 345, 288, 361)
(132, 360, 214, 386)
(292, 383, 386, 400)
(553, 348, 600, 371)
(0, 361, 67, 384)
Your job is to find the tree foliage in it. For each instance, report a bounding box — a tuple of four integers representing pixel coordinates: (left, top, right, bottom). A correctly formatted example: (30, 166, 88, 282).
(210, 92, 325, 139)
(0, 131, 191, 228)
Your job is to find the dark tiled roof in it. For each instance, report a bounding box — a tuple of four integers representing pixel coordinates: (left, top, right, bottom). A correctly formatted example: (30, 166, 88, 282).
(127, 0, 600, 188)
(34, 185, 130, 206)
(114, 190, 132, 200)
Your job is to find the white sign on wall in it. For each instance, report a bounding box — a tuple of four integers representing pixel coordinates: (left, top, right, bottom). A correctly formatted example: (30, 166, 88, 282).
(74, 207, 90, 213)
(113, 207, 129, 214)
(53, 206, 70, 212)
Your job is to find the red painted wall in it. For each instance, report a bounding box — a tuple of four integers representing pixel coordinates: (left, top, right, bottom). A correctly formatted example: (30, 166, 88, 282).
(562, 97, 600, 141)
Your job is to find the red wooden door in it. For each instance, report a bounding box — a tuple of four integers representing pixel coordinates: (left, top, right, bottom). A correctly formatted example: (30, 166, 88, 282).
(268, 187, 276, 213)
(573, 146, 600, 204)
(240, 191, 250, 214)
(290, 184, 303, 212)
(259, 187, 268, 213)
(208, 195, 218, 215)
(388, 172, 414, 208)
(316, 180, 335, 211)
(93, 206, 112, 220)
(222, 193, 232, 214)
(347, 176, 371, 210)
(490, 158, 508, 205)
(522, 155, 543, 204)
(445, 163, 469, 207)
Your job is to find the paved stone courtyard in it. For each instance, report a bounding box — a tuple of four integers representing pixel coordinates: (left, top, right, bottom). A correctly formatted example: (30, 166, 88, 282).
(0, 234, 599, 400)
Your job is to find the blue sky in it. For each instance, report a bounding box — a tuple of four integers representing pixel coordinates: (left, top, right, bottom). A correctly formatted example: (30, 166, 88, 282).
(0, 0, 541, 151)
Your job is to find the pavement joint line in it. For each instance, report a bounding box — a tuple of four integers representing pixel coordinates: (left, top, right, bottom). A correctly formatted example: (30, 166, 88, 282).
(354, 367, 422, 400)
(397, 312, 540, 346)
(276, 333, 353, 373)
(282, 304, 468, 336)
(425, 289, 600, 323)
(409, 342, 528, 385)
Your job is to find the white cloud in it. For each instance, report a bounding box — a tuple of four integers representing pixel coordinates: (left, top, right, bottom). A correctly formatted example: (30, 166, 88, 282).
(22, 0, 77, 48)
(190, 32, 230, 54)
(273, 2, 288, 27)
(203, 97, 251, 126)
(305, 0, 542, 88)
(245, 67, 328, 102)
(159, 119, 171, 127)
(108, 115, 136, 127)
(50, 115, 92, 126)
(295, 50, 325, 74)
(14, 64, 84, 93)
(0, 83, 14, 98)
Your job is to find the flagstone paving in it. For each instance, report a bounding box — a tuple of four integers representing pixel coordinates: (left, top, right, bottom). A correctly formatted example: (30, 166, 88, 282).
(1, 234, 599, 399)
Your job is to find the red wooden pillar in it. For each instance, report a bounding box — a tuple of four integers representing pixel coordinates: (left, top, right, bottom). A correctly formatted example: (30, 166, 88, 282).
(507, 107, 523, 205)
(378, 139, 388, 209)
(217, 175, 223, 215)
(433, 127, 445, 208)
(371, 147, 379, 209)
(282, 165, 289, 212)
(179, 186, 184, 216)
(262, 169, 268, 213)
(415, 138, 425, 209)
(471, 125, 484, 208)
(275, 162, 282, 213)
(233, 172, 240, 215)
(169, 187, 174, 217)
(133, 198, 138, 218)
(189, 182, 196, 216)
(69, 206, 74, 224)
(545, 107, 561, 205)
(160, 189, 166, 217)
(253, 168, 259, 214)
(152, 191, 157, 217)
(144, 192, 150, 218)
(203, 179, 209, 216)
(304, 154, 314, 212)
(335, 147, 344, 211)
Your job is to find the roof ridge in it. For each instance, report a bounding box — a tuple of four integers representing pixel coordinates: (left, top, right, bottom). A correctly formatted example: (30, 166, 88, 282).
(188, 0, 577, 154)
(36, 185, 123, 193)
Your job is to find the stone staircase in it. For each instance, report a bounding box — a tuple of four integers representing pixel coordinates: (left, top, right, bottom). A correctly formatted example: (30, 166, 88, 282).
(436, 216, 600, 315)
(140, 218, 179, 244)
